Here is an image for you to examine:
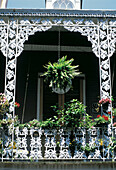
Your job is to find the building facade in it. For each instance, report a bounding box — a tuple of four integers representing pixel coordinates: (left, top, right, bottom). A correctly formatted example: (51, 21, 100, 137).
(0, 9, 115, 123)
(0, 2, 116, 161)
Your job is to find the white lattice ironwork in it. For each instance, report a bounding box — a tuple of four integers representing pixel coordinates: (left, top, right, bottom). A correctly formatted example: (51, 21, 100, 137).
(3, 19, 52, 118)
(5, 21, 17, 116)
(1, 18, 114, 119)
(98, 21, 111, 100)
(0, 14, 116, 161)
(44, 129, 57, 159)
(63, 19, 113, 100)
(88, 127, 113, 159)
(2, 133, 13, 159)
(74, 128, 86, 159)
(1, 127, 116, 161)
(59, 129, 72, 158)
(0, 17, 114, 119)
(15, 127, 28, 159)
(29, 128, 42, 159)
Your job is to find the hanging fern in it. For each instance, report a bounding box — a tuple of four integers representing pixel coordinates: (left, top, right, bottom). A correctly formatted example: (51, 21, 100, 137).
(42, 56, 80, 93)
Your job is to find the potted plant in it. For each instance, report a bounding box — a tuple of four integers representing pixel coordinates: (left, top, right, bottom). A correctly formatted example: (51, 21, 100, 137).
(52, 99, 86, 129)
(42, 56, 80, 94)
(94, 114, 111, 127)
(99, 98, 111, 112)
(99, 98, 111, 105)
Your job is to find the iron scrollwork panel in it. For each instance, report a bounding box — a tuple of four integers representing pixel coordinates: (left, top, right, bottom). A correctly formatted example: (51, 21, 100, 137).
(2, 18, 115, 118)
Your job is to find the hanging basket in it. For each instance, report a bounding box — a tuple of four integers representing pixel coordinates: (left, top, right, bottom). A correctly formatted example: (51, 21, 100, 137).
(42, 56, 80, 94)
(52, 80, 72, 94)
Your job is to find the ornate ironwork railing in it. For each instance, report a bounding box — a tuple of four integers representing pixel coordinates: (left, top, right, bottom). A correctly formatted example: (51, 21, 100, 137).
(0, 127, 116, 161)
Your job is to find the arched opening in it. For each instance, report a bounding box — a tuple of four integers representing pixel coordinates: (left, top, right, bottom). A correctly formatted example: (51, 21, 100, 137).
(15, 27, 99, 123)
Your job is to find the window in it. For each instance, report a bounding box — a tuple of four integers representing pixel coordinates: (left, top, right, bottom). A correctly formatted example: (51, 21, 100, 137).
(53, 0, 74, 9)
(37, 73, 86, 121)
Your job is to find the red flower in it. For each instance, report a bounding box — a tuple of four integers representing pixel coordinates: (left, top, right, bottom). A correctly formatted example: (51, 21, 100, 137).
(102, 115, 109, 121)
(108, 112, 111, 115)
(15, 102, 20, 108)
(99, 98, 111, 104)
(113, 122, 116, 127)
(97, 115, 101, 118)
(17, 103, 20, 107)
(112, 116, 115, 119)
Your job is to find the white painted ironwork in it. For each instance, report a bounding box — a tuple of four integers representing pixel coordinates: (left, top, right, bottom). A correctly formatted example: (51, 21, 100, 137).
(0, 14, 116, 161)
(15, 127, 28, 159)
(59, 129, 72, 158)
(63, 19, 113, 100)
(1, 127, 116, 161)
(3, 19, 52, 118)
(44, 129, 57, 159)
(29, 128, 43, 159)
(74, 128, 86, 159)
(1, 18, 114, 118)
(2, 132, 12, 159)
(5, 21, 17, 117)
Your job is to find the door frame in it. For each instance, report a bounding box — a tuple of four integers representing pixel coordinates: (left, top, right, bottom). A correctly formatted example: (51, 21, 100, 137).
(37, 73, 86, 121)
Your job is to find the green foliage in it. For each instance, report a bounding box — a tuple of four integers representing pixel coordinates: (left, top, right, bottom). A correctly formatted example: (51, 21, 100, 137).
(109, 137, 116, 152)
(63, 99, 86, 128)
(112, 108, 116, 117)
(18, 123, 25, 129)
(18, 99, 86, 129)
(79, 113, 94, 129)
(52, 99, 86, 129)
(0, 93, 9, 115)
(40, 118, 60, 129)
(0, 114, 20, 128)
(42, 56, 80, 91)
(18, 117, 60, 129)
(81, 143, 96, 152)
(94, 115, 111, 126)
(19, 119, 41, 129)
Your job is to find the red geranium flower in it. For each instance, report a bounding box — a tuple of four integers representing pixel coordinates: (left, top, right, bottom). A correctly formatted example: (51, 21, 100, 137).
(99, 98, 111, 104)
(97, 115, 101, 118)
(102, 115, 109, 121)
(15, 102, 20, 108)
(108, 112, 111, 115)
